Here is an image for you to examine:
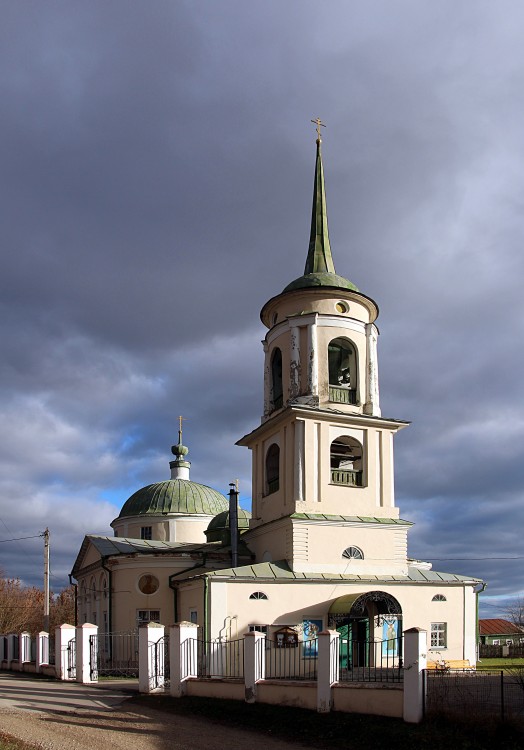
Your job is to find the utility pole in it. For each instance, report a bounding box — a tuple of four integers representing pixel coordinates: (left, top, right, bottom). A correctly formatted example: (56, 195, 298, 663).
(43, 528, 50, 632)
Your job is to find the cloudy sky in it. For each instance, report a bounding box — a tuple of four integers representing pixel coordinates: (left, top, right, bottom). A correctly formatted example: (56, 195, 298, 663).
(1, 0, 523, 619)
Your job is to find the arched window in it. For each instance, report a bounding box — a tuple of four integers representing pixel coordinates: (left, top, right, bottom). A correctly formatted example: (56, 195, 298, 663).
(330, 436, 363, 487)
(271, 348, 283, 411)
(328, 338, 357, 404)
(432, 594, 447, 602)
(266, 443, 280, 494)
(249, 591, 268, 600)
(342, 546, 364, 560)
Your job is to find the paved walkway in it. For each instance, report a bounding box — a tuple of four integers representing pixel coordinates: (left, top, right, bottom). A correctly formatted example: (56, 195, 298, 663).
(0, 672, 138, 713)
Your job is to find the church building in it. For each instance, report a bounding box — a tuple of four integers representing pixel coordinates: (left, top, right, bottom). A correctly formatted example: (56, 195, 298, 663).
(72, 128, 482, 664)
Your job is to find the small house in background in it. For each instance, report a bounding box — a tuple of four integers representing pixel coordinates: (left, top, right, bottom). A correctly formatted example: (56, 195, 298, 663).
(479, 619, 524, 647)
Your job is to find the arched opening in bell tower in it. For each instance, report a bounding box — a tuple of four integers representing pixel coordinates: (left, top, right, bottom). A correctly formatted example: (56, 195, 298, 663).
(330, 436, 363, 487)
(270, 348, 283, 411)
(328, 337, 357, 405)
(265, 443, 280, 495)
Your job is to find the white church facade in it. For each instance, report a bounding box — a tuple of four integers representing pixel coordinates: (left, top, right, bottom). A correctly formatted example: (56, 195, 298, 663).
(72, 131, 482, 665)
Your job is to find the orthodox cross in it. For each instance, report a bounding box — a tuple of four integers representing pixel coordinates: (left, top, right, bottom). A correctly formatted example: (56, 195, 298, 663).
(177, 415, 187, 443)
(311, 117, 326, 143)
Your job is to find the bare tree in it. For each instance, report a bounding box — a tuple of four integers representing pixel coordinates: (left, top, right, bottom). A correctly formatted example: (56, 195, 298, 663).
(0, 572, 76, 635)
(503, 597, 524, 629)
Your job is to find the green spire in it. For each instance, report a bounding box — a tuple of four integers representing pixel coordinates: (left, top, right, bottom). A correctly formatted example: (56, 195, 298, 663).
(282, 124, 359, 294)
(304, 138, 336, 276)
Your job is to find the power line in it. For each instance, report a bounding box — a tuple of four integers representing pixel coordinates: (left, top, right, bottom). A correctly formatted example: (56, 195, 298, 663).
(0, 534, 44, 544)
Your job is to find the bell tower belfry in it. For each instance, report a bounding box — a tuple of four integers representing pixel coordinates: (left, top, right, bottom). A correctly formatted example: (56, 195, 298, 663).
(238, 126, 410, 575)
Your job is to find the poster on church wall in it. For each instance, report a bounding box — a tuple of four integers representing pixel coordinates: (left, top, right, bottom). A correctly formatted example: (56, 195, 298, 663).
(302, 619, 322, 657)
(382, 617, 398, 656)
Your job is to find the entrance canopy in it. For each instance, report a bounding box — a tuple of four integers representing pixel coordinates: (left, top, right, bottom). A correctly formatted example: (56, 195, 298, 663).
(328, 590, 402, 627)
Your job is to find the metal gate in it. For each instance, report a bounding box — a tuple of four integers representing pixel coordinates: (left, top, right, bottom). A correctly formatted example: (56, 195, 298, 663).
(95, 632, 139, 678)
(67, 638, 76, 679)
(89, 634, 98, 680)
(149, 636, 169, 689)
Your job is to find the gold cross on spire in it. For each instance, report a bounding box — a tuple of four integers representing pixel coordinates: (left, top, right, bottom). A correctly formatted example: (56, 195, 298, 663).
(311, 117, 326, 143)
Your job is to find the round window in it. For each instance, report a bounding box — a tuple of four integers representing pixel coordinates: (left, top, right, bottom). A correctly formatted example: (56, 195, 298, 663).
(336, 301, 349, 314)
(138, 574, 159, 595)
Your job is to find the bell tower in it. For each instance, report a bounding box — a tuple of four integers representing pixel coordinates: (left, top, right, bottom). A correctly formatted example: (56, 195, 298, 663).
(239, 125, 410, 575)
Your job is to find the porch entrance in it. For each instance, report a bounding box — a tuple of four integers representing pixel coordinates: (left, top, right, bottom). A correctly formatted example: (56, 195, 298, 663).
(328, 591, 403, 678)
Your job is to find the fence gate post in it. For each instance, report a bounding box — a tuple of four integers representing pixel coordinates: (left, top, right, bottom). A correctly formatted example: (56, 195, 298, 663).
(244, 630, 266, 704)
(19, 631, 31, 667)
(76, 624, 98, 683)
(317, 630, 340, 713)
(403, 627, 427, 723)
(55, 624, 76, 680)
(36, 631, 49, 673)
(169, 621, 199, 697)
(139, 622, 165, 693)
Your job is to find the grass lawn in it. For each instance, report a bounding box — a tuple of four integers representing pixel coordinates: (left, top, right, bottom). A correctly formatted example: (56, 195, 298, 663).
(131, 694, 524, 750)
(477, 657, 524, 671)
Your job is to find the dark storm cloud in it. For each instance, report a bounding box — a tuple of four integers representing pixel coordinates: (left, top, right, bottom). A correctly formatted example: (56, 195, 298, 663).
(1, 1, 523, 617)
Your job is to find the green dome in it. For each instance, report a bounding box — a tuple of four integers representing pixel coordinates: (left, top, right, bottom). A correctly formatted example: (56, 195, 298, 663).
(205, 508, 252, 543)
(283, 272, 359, 294)
(118, 479, 229, 519)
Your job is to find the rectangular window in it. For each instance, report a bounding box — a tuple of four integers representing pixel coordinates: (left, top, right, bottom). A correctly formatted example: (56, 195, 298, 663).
(430, 622, 447, 649)
(493, 639, 500, 646)
(189, 609, 198, 624)
(137, 610, 161, 626)
(506, 639, 513, 646)
(140, 526, 152, 540)
(249, 624, 269, 634)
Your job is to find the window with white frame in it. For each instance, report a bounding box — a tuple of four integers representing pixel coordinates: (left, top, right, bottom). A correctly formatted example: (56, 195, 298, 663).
(430, 622, 447, 648)
(137, 609, 160, 626)
(506, 639, 513, 646)
(493, 639, 500, 646)
(249, 625, 269, 634)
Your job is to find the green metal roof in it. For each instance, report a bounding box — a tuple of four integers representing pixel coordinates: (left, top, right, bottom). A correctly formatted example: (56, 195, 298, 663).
(290, 513, 412, 525)
(118, 479, 229, 518)
(283, 140, 358, 294)
(198, 560, 482, 585)
(205, 508, 251, 543)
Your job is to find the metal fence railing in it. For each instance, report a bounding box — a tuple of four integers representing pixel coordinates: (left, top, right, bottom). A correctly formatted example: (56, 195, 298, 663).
(424, 669, 524, 723)
(197, 638, 244, 678)
(265, 638, 318, 680)
(338, 636, 403, 683)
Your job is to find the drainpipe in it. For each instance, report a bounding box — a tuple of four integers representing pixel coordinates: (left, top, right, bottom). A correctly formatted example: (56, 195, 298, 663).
(68, 575, 78, 627)
(101, 557, 112, 637)
(228, 483, 239, 569)
(474, 581, 487, 661)
(168, 554, 208, 623)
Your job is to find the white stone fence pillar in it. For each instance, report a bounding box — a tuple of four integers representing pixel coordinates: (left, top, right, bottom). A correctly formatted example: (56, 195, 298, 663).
(139, 622, 166, 693)
(36, 631, 50, 672)
(403, 627, 427, 723)
(55, 623, 76, 680)
(169, 622, 199, 697)
(317, 630, 340, 713)
(76, 623, 98, 684)
(244, 631, 266, 704)
(19, 631, 32, 666)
